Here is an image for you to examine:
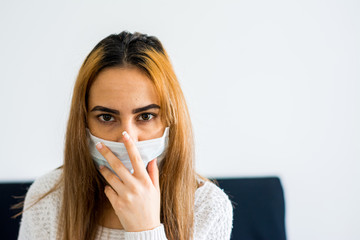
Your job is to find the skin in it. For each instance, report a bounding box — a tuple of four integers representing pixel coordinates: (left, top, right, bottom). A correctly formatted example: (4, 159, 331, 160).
(86, 66, 165, 232)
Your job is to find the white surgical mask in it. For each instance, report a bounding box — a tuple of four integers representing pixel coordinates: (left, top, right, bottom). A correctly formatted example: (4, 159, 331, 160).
(87, 127, 169, 175)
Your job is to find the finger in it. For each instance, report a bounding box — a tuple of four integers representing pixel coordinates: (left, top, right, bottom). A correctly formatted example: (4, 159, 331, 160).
(96, 142, 133, 184)
(147, 158, 160, 191)
(122, 131, 147, 176)
(104, 185, 121, 209)
(99, 166, 125, 193)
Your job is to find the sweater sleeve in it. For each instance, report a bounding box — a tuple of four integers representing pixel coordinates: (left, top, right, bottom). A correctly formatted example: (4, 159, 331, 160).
(193, 182, 234, 240)
(18, 169, 62, 240)
(204, 194, 233, 240)
(17, 183, 49, 240)
(124, 224, 168, 240)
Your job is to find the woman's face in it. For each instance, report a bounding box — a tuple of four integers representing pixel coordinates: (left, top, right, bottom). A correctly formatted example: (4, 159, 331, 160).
(87, 67, 165, 142)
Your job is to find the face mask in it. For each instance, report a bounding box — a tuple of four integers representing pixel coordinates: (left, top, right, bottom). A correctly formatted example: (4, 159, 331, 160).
(87, 127, 170, 176)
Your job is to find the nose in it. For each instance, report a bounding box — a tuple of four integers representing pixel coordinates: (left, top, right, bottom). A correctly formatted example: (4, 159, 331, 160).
(117, 122, 139, 142)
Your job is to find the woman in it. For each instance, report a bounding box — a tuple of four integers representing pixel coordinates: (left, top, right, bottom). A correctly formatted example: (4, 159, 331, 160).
(17, 31, 233, 239)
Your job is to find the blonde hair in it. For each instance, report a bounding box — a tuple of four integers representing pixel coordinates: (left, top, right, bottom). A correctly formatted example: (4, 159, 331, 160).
(15, 31, 209, 240)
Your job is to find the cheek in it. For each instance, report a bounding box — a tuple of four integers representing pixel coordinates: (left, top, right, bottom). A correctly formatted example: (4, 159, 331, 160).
(86, 116, 113, 139)
(86, 118, 99, 137)
(86, 115, 101, 130)
(138, 123, 165, 141)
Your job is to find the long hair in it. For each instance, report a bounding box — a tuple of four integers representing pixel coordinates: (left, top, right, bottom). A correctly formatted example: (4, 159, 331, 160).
(17, 31, 204, 240)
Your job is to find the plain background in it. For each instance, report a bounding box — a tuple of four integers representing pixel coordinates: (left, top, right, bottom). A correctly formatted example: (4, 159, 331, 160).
(0, 0, 359, 239)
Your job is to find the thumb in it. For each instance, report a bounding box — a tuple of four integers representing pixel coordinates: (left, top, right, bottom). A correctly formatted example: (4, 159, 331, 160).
(147, 158, 160, 191)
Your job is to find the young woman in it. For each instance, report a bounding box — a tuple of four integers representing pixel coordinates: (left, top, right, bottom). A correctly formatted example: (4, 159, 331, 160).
(17, 31, 233, 240)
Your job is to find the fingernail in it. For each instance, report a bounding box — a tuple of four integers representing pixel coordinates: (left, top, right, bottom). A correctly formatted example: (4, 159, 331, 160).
(96, 142, 103, 150)
(122, 131, 130, 140)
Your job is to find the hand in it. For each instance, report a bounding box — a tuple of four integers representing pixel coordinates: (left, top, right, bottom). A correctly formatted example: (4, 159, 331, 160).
(96, 131, 161, 232)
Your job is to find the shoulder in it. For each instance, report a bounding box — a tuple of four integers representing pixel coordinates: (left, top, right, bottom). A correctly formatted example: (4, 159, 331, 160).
(24, 168, 63, 207)
(18, 168, 64, 239)
(30, 167, 63, 191)
(195, 180, 233, 217)
(193, 180, 233, 239)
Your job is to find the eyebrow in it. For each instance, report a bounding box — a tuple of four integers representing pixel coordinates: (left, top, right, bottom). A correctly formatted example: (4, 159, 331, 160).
(90, 104, 160, 115)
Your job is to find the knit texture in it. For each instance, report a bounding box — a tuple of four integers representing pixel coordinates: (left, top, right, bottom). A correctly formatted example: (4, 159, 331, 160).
(18, 169, 233, 239)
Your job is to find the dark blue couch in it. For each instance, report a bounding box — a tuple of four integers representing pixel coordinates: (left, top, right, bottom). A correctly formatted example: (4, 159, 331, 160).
(0, 177, 286, 240)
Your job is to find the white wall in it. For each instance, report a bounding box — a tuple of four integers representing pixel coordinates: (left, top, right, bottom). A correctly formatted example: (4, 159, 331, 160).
(0, 0, 359, 239)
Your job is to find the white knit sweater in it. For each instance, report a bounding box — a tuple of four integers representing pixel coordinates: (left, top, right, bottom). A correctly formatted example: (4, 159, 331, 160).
(18, 169, 233, 240)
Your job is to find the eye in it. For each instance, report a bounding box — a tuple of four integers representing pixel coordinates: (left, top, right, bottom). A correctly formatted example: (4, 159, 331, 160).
(138, 113, 155, 121)
(98, 114, 115, 123)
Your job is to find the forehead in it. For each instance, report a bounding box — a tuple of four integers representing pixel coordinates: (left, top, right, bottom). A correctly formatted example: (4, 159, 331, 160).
(88, 67, 159, 110)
